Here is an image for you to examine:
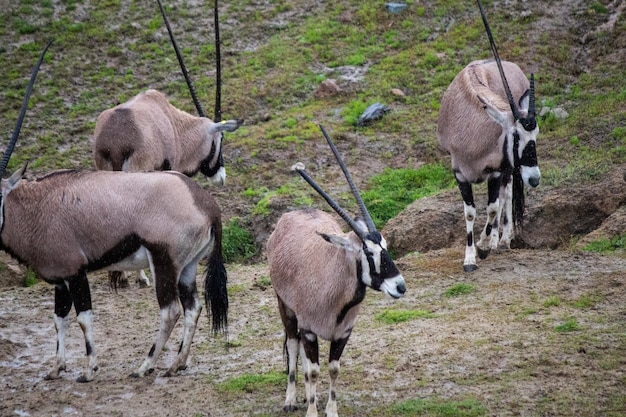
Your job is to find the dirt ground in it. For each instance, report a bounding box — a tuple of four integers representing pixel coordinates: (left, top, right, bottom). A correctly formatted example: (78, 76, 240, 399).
(0, 247, 624, 417)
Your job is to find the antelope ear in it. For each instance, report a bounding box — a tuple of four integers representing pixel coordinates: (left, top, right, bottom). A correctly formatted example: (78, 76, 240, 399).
(7, 163, 28, 190)
(477, 95, 510, 127)
(317, 232, 356, 252)
(209, 118, 244, 134)
(518, 89, 531, 113)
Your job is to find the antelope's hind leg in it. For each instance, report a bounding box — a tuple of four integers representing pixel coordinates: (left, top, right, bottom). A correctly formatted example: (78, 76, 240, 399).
(278, 298, 300, 412)
(301, 330, 320, 417)
(132, 253, 181, 378)
(164, 261, 202, 377)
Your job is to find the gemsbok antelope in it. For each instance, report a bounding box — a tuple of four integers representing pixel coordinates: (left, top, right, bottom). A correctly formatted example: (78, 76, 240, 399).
(93, 0, 243, 185)
(266, 125, 406, 417)
(1, 43, 228, 382)
(93, 0, 241, 287)
(437, 0, 540, 271)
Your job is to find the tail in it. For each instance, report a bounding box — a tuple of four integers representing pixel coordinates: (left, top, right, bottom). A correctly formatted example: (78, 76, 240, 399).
(204, 227, 228, 334)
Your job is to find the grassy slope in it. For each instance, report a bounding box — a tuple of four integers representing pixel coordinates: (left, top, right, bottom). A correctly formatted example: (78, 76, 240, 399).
(0, 0, 624, 253)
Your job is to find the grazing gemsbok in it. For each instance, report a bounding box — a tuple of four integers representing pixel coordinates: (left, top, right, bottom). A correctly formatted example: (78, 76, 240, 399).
(437, 0, 540, 272)
(266, 125, 406, 417)
(93, 0, 241, 287)
(93, 0, 243, 185)
(2, 43, 228, 382)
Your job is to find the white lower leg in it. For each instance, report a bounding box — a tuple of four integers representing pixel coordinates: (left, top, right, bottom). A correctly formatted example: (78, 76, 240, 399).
(76, 310, 97, 382)
(463, 202, 477, 269)
(134, 303, 180, 377)
(325, 360, 340, 417)
(46, 314, 69, 380)
(284, 338, 299, 410)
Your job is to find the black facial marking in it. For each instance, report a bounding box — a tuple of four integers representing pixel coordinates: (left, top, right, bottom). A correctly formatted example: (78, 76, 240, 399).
(520, 140, 538, 167)
(501, 136, 512, 169)
(199, 136, 224, 178)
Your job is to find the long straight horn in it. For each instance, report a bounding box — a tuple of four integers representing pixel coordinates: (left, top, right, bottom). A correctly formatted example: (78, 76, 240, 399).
(528, 73, 536, 118)
(0, 40, 52, 178)
(213, 0, 222, 122)
(319, 125, 377, 232)
(476, 0, 521, 121)
(156, 0, 207, 118)
(291, 163, 369, 241)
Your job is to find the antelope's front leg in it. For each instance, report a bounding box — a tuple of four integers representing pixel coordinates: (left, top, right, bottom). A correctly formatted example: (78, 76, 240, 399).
(457, 180, 477, 272)
(69, 273, 98, 382)
(326, 333, 351, 417)
(301, 330, 320, 417)
(45, 282, 73, 380)
(498, 177, 514, 249)
(477, 175, 504, 259)
(278, 299, 300, 412)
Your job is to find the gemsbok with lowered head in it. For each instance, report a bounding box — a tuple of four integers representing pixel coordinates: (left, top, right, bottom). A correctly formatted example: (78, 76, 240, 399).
(1, 42, 228, 382)
(437, 0, 540, 272)
(266, 125, 406, 417)
(93, 0, 241, 287)
(93, 0, 243, 186)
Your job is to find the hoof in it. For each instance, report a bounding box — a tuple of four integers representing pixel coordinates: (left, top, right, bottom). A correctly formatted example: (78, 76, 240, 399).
(283, 404, 298, 412)
(463, 264, 478, 272)
(76, 375, 93, 383)
(477, 247, 490, 260)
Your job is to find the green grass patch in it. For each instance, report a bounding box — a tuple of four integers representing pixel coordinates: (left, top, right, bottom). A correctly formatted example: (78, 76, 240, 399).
(581, 234, 626, 253)
(444, 283, 475, 298)
(222, 217, 257, 263)
(215, 371, 284, 393)
(389, 397, 487, 417)
(554, 317, 580, 332)
(375, 309, 436, 324)
(362, 163, 455, 229)
(543, 296, 561, 308)
(23, 268, 39, 287)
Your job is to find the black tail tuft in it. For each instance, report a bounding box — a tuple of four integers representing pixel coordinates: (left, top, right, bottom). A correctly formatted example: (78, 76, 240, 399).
(204, 252, 228, 335)
(512, 167, 525, 233)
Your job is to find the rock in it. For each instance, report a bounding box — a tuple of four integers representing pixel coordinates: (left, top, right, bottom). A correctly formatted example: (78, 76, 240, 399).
(314, 79, 342, 99)
(357, 102, 390, 126)
(385, 2, 408, 14)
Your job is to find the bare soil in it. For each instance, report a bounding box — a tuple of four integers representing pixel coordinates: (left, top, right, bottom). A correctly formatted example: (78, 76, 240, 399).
(1, 247, 624, 417)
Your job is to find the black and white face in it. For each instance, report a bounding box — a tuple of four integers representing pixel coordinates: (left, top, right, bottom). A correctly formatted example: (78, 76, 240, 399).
(514, 91, 540, 188)
(199, 133, 226, 185)
(515, 128, 541, 188)
(361, 231, 406, 299)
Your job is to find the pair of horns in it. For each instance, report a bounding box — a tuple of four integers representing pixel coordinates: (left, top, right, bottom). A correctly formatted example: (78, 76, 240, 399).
(156, 0, 222, 122)
(292, 125, 377, 241)
(0, 40, 53, 179)
(477, 0, 536, 131)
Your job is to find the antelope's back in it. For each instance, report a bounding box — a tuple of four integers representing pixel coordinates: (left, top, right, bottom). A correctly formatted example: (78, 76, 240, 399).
(93, 90, 177, 171)
(267, 209, 362, 338)
(1, 170, 218, 279)
(437, 59, 530, 181)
